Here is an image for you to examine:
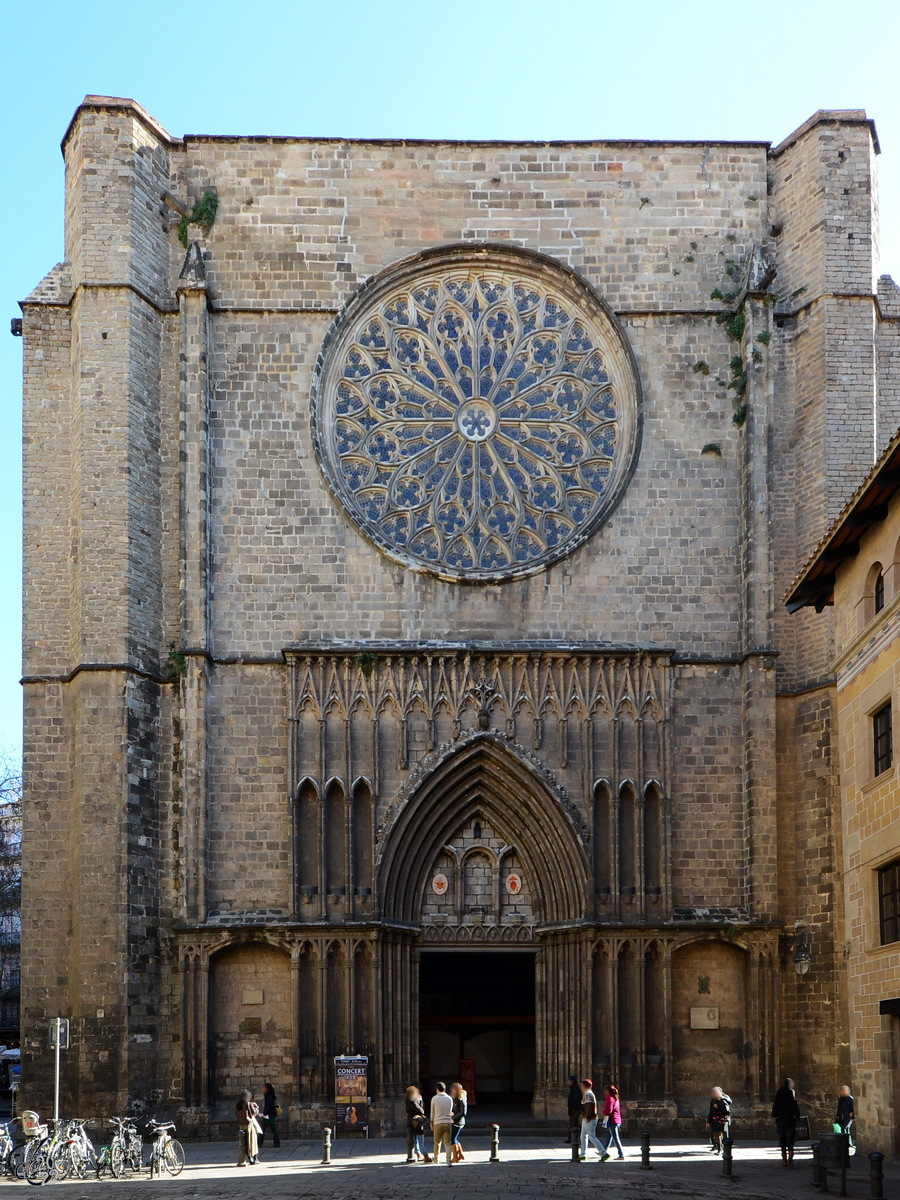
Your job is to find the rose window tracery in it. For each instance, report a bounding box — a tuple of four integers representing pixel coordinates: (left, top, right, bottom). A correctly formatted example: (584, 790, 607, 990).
(312, 247, 641, 581)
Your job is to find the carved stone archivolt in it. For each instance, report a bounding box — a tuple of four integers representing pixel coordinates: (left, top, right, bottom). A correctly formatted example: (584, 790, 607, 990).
(287, 644, 673, 928)
(312, 245, 642, 580)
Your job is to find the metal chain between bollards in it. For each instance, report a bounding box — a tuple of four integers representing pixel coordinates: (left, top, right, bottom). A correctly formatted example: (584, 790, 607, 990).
(321, 1126, 332, 1165)
(489, 1124, 500, 1163)
(869, 1151, 884, 1200)
(640, 1130, 652, 1170)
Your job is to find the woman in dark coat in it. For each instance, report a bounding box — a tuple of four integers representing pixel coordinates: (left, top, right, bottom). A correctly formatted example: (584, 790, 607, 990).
(404, 1085, 430, 1162)
(258, 1081, 281, 1149)
(772, 1077, 801, 1166)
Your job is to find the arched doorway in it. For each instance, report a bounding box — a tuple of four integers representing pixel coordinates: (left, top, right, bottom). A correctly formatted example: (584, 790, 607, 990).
(376, 734, 590, 1115)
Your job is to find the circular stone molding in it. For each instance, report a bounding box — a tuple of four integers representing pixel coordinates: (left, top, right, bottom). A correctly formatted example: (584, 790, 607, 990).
(312, 245, 642, 581)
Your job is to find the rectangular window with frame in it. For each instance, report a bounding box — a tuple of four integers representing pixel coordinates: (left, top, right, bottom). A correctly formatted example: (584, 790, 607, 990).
(873, 701, 893, 776)
(879, 860, 900, 945)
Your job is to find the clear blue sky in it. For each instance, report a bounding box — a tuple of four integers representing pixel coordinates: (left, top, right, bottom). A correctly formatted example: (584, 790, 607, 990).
(1, 0, 899, 758)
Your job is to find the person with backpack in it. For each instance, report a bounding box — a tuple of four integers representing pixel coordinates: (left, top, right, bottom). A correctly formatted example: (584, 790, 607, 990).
(599, 1084, 625, 1161)
(706, 1086, 731, 1153)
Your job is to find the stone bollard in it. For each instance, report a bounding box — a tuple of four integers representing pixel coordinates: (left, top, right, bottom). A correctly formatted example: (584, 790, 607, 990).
(811, 1142, 822, 1188)
(868, 1151, 884, 1200)
(640, 1130, 652, 1170)
(321, 1126, 332, 1165)
(489, 1124, 500, 1164)
(722, 1137, 733, 1178)
(571, 1130, 580, 1163)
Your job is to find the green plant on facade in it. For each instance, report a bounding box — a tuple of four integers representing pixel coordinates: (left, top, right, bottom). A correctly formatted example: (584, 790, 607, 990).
(731, 403, 748, 428)
(165, 643, 187, 682)
(700, 442, 722, 457)
(177, 190, 219, 247)
(693, 361, 710, 376)
(354, 651, 378, 677)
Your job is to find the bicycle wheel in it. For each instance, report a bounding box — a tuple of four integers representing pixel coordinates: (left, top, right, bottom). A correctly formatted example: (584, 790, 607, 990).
(110, 1141, 125, 1179)
(23, 1142, 51, 1186)
(50, 1142, 73, 1181)
(163, 1139, 185, 1176)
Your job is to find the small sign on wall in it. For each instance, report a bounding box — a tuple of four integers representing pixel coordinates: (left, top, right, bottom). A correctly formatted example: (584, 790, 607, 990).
(242, 989, 264, 1005)
(690, 1006, 720, 1029)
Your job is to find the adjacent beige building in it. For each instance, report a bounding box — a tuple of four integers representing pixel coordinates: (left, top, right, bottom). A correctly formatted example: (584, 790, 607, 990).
(17, 97, 900, 1139)
(789, 434, 900, 1155)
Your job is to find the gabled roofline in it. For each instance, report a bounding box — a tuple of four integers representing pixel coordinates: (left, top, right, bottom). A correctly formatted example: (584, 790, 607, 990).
(785, 428, 900, 612)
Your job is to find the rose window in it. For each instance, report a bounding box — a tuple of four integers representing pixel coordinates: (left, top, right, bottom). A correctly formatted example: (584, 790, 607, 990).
(312, 247, 641, 581)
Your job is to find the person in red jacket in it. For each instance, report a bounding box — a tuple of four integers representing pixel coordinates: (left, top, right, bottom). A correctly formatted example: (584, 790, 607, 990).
(599, 1084, 625, 1161)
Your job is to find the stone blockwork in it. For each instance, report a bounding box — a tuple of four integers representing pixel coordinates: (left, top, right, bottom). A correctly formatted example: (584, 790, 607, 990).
(17, 98, 900, 1135)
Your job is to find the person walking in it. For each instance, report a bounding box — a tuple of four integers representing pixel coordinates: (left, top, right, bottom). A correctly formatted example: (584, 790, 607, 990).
(258, 1082, 281, 1151)
(706, 1086, 731, 1154)
(835, 1085, 855, 1143)
(430, 1081, 454, 1166)
(449, 1082, 468, 1163)
(771, 1077, 800, 1167)
(235, 1089, 261, 1166)
(565, 1074, 582, 1144)
(599, 1084, 625, 1161)
(404, 1085, 430, 1162)
(578, 1078, 604, 1160)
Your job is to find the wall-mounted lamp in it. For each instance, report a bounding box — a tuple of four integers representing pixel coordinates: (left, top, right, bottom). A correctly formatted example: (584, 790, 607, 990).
(779, 926, 812, 978)
(792, 938, 811, 977)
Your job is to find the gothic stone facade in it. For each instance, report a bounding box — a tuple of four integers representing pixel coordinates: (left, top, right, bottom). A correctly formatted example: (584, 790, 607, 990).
(18, 97, 900, 1134)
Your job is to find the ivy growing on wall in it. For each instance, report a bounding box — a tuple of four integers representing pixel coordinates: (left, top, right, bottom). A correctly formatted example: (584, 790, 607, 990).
(178, 191, 219, 247)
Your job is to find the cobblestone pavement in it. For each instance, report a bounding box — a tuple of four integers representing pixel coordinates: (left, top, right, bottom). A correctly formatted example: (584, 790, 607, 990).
(1, 1137, 894, 1200)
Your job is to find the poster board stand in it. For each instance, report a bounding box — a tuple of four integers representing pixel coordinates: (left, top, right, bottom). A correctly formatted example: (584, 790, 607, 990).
(334, 1055, 369, 1139)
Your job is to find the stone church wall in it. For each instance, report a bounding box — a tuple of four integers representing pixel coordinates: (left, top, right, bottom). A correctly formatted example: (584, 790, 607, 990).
(17, 98, 895, 1131)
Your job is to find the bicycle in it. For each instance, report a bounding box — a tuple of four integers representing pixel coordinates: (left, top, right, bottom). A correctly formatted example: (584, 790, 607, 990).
(50, 1119, 98, 1181)
(0, 1120, 22, 1179)
(145, 1118, 184, 1177)
(23, 1118, 58, 1187)
(108, 1116, 143, 1178)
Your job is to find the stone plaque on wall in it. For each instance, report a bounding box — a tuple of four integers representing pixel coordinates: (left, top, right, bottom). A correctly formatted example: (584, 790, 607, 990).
(690, 1006, 720, 1029)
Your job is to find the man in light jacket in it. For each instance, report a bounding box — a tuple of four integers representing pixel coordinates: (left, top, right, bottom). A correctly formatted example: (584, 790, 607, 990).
(430, 1081, 454, 1165)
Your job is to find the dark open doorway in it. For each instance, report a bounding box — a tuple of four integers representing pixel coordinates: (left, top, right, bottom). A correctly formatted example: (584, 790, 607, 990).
(419, 951, 535, 1105)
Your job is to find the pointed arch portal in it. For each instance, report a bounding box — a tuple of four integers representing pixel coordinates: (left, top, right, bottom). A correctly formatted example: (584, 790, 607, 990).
(375, 736, 592, 1112)
(377, 735, 591, 926)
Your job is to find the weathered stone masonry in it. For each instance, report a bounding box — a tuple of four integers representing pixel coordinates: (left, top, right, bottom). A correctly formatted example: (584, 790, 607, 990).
(18, 97, 900, 1133)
